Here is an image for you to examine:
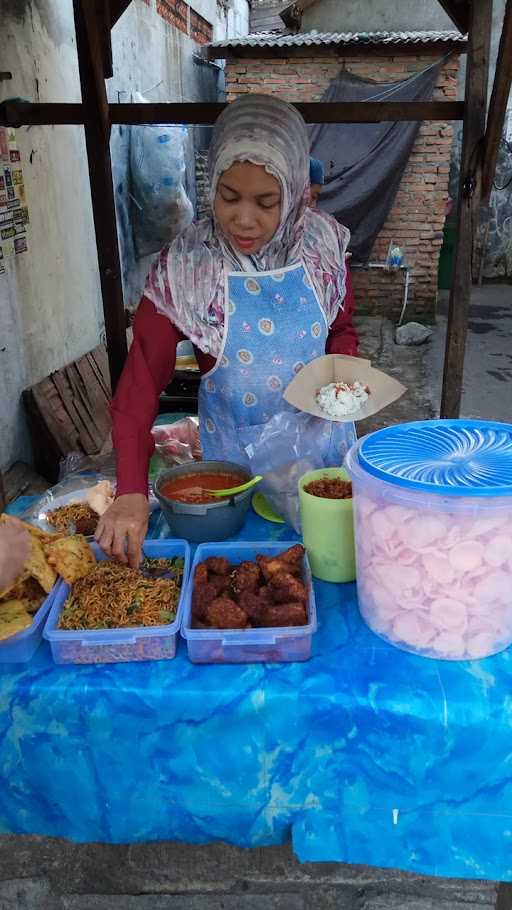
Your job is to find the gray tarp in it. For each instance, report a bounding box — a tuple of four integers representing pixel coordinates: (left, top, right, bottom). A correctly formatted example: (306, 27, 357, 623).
(310, 62, 441, 262)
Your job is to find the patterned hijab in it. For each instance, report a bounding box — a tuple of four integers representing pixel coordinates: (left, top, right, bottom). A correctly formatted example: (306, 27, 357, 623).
(144, 94, 350, 356)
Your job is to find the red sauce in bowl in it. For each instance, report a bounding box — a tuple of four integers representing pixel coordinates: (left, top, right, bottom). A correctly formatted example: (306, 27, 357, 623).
(160, 472, 247, 504)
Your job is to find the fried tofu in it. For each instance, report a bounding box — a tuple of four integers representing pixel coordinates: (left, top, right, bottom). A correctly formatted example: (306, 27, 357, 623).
(45, 535, 96, 584)
(25, 536, 57, 594)
(0, 599, 33, 640)
(6, 577, 46, 614)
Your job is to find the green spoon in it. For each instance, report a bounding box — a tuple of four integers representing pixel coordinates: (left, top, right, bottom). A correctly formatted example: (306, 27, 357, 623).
(205, 475, 262, 497)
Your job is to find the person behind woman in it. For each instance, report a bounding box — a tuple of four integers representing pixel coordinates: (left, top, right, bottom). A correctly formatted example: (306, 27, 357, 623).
(309, 156, 324, 207)
(97, 94, 357, 566)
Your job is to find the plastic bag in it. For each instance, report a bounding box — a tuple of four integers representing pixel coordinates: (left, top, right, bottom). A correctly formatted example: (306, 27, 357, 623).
(151, 417, 201, 466)
(130, 93, 194, 259)
(58, 451, 117, 483)
(242, 412, 324, 532)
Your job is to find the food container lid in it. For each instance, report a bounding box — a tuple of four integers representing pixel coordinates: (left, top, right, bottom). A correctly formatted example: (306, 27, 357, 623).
(358, 419, 512, 497)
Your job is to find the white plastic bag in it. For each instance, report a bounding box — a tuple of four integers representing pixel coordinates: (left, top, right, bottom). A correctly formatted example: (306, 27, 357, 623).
(130, 92, 194, 258)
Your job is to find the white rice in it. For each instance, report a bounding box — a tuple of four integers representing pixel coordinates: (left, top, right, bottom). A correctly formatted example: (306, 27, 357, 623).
(316, 381, 369, 418)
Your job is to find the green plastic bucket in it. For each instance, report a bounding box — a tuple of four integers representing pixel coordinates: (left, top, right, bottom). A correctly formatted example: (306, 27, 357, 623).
(299, 467, 356, 583)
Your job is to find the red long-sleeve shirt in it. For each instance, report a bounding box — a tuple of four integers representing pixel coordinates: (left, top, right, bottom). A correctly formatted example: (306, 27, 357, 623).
(113, 266, 359, 495)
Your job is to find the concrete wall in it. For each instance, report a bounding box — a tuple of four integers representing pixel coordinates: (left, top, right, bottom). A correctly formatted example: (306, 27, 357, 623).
(0, 0, 104, 470)
(302, 0, 454, 33)
(0, 0, 248, 473)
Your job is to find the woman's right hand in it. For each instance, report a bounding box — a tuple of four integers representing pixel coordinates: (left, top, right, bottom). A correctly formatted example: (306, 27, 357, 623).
(95, 494, 149, 568)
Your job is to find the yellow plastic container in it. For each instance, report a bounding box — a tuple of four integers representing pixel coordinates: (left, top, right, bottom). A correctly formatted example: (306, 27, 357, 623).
(299, 467, 356, 583)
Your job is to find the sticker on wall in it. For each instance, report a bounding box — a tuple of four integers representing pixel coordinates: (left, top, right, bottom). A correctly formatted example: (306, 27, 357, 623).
(0, 127, 29, 270)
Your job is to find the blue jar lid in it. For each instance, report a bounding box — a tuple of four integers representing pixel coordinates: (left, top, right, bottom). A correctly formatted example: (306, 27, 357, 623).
(358, 419, 512, 497)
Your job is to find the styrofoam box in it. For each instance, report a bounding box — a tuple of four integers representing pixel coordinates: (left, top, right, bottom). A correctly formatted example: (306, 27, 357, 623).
(181, 542, 317, 664)
(43, 540, 190, 665)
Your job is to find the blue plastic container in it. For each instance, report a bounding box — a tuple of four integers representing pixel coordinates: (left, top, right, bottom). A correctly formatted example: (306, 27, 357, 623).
(0, 590, 55, 664)
(181, 542, 317, 664)
(44, 540, 190, 665)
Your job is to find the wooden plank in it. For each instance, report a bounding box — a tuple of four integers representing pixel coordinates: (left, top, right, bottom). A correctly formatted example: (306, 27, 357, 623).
(1, 99, 465, 127)
(51, 369, 98, 454)
(80, 0, 110, 137)
(436, 0, 470, 33)
(440, 0, 493, 419)
(110, 0, 132, 27)
(66, 365, 108, 451)
(73, 0, 127, 390)
(110, 101, 465, 124)
(89, 348, 112, 399)
(0, 101, 84, 127)
(74, 355, 112, 440)
(482, 0, 512, 202)
(96, 0, 113, 79)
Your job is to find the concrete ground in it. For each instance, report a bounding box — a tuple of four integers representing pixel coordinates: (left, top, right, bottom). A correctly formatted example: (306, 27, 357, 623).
(428, 285, 512, 422)
(356, 281, 512, 432)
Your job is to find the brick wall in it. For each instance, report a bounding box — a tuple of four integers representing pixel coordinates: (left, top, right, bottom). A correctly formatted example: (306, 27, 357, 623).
(225, 54, 460, 321)
(157, 0, 213, 42)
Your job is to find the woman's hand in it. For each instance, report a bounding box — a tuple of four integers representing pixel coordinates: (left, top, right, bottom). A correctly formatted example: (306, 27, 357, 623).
(0, 518, 32, 591)
(95, 494, 149, 568)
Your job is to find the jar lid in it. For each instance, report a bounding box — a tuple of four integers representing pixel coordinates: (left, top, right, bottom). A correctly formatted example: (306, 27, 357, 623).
(358, 419, 512, 497)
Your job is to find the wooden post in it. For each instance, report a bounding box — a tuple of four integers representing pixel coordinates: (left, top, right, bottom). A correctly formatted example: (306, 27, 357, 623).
(482, 0, 512, 202)
(72, 0, 127, 391)
(440, 0, 493, 419)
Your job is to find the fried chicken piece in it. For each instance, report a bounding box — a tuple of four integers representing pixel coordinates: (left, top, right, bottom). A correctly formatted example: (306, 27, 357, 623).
(205, 557, 231, 576)
(238, 591, 266, 624)
(194, 563, 209, 586)
(192, 566, 217, 621)
(269, 571, 308, 605)
(262, 603, 307, 627)
(192, 582, 217, 621)
(205, 597, 248, 630)
(209, 573, 233, 597)
(256, 544, 305, 581)
(232, 560, 261, 595)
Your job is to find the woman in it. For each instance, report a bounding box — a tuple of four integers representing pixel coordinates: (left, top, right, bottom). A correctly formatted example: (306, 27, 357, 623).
(97, 95, 357, 567)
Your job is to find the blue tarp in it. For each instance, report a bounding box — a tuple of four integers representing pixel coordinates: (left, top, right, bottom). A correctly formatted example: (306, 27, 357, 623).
(1, 497, 511, 879)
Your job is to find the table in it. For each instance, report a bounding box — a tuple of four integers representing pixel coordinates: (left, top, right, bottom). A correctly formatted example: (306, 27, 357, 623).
(1, 498, 512, 881)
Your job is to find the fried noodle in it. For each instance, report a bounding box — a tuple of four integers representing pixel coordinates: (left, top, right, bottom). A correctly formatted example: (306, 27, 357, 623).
(47, 503, 98, 535)
(59, 560, 182, 630)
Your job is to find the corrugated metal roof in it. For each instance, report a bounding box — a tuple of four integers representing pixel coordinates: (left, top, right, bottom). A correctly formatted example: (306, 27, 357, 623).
(209, 29, 467, 50)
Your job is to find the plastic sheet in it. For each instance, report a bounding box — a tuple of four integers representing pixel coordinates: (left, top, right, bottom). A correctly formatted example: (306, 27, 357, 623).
(130, 93, 194, 259)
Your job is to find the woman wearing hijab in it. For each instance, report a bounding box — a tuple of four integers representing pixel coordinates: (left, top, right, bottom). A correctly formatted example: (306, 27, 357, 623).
(97, 95, 356, 566)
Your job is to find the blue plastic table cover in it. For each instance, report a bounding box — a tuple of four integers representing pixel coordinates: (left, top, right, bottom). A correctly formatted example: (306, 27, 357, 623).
(2, 496, 512, 881)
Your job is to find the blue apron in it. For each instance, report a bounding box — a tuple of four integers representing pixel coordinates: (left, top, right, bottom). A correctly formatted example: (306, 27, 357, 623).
(199, 262, 356, 468)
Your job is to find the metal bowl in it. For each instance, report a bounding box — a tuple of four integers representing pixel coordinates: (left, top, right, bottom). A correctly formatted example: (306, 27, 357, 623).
(155, 461, 252, 543)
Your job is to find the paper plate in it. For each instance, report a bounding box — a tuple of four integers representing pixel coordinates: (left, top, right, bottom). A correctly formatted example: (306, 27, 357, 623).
(251, 492, 285, 524)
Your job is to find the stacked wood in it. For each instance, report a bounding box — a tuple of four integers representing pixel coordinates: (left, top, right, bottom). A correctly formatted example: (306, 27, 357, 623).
(23, 346, 112, 483)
